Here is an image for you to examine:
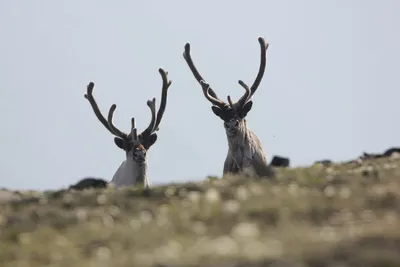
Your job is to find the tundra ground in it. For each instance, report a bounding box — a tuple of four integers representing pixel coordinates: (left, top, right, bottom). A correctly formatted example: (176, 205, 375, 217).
(1, 155, 400, 267)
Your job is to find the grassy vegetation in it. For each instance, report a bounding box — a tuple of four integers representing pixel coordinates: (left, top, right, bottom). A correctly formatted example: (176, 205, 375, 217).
(1, 155, 400, 267)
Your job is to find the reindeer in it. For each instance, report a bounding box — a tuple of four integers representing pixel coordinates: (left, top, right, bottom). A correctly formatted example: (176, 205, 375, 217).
(183, 37, 274, 178)
(84, 68, 172, 188)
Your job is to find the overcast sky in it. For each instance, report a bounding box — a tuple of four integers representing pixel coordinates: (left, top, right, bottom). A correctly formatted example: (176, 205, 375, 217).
(1, 1, 399, 190)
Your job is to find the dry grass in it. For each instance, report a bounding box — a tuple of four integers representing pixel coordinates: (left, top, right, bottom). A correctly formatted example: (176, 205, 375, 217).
(1, 155, 400, 267)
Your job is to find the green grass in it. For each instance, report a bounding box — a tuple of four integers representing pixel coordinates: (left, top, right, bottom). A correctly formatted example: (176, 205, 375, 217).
(1, 155, 400, 267)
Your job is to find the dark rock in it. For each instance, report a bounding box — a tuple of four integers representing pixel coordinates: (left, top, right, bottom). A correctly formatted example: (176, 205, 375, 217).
(361, 147, 400, 160)
(383, 147, 400, 157)
(270, 155, 290, 167)
(69, 177, 108, 191)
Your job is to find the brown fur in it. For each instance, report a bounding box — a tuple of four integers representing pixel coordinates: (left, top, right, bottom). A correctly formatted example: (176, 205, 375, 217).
(182, 37, 273, 179)
(224, 119, 274, 178)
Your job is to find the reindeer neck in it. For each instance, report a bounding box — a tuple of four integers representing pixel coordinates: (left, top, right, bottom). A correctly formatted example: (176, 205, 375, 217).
(226, 119, 251, 150)
(133, 161, 149, 188)
(111, 158, 149, 188)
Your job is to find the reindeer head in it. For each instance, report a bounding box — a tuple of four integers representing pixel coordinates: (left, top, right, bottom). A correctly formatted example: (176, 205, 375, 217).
(84, 68, 172, 163)
(183, 37, 269, 136)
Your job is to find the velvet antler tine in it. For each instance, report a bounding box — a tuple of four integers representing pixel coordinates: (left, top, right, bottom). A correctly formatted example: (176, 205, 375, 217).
(183, 43, 226, 108)
(140, 98, 157, 138)
(84, 82, 117, 134)
(107, 104, 127, 138)
(153, 68, 172, 133)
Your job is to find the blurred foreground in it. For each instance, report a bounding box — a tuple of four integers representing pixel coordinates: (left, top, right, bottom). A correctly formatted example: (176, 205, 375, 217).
(1, 155, 400, 267)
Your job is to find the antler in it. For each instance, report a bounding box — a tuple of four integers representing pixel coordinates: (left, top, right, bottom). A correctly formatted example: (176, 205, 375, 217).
(107, 104, 128, 138)
(183, 43, 228, 109)
(84, 82, 126, 137)
(130, 117, 140, 145)
(85, 68, 172, 146)
(234, 37, 269, 108)
(153, 68, 172, 132)
(232, 80, 251, 108)
(140, 68, 172, 139)
(140, 98, 157, 138)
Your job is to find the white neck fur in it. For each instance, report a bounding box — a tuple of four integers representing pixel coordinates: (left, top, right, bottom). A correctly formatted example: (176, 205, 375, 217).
(110, 156, 149, 188)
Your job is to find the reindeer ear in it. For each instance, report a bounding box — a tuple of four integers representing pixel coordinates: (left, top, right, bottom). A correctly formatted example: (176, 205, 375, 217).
(239, 101, 253, 118)
(114, 137, 126, 150)
(145, 134, 158, 150)
(211, 106, 224, 119)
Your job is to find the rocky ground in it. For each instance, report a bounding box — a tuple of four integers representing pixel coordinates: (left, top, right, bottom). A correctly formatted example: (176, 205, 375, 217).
(1, 154, 400, 267)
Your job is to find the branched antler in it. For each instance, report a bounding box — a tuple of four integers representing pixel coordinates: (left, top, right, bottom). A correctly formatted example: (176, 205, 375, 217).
(140, 68, 172, 138)
(183, 44, 227, 109)
(84, 82, 131, 140)
(84, 82, 117, 135)
(85, 67, 172, 148)
(183, 37, 269, 110)
(234, 37, 269, 108)
(107, 104, 128, 139)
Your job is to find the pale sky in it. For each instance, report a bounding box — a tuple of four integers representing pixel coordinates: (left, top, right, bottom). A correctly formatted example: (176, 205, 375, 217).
(1, 1, 399, 190)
